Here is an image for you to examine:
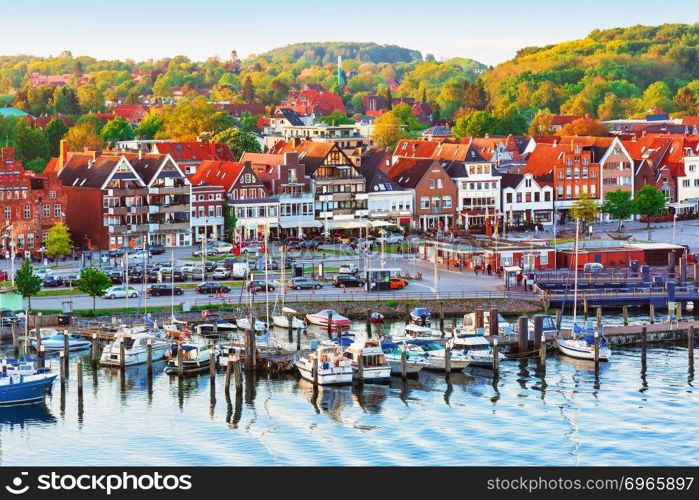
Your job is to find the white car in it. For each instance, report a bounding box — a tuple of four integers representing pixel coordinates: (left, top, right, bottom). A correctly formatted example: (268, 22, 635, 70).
(129, 250, 151, 260)
(180, 264, 196, 273)
(210, 241, 233, 254)
(34, 268, 54, 279)
(378, 233, 404, 244)
(212, 267, 231, 279)
(339, 263, 359, 274)
(240, 245, 261, 255)
(104, 286, 139, 299)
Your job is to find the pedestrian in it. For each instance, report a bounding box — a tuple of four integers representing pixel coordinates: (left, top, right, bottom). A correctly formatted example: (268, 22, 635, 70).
(459, 260, 464, 272)
(487, 263, 492, 276)
(474, 266, 479, 276)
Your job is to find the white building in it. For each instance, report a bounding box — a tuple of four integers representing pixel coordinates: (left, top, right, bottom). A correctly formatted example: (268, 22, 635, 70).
(443, 155, 501, 228)
(500, 173, 554, 226)
(678, 149, 699, 213)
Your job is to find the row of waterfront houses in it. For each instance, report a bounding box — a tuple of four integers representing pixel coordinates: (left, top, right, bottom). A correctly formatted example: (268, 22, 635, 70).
(2, 130, 699, 255)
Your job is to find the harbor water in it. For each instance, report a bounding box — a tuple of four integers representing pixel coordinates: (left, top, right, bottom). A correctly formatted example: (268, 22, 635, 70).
(1, 319, 698, 466)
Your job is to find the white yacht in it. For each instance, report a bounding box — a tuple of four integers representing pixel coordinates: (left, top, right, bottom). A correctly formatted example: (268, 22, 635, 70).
(100, 330, 170, 367)
(295, 345, 353, 385)
(164, 341, 219, 375)
(453, 335, 501, 368)
(342, 339, 391, 382)
(407, 340, 471, 371)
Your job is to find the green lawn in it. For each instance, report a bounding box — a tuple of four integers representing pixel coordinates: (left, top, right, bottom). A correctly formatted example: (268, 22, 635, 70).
(37, 288, 80, 297)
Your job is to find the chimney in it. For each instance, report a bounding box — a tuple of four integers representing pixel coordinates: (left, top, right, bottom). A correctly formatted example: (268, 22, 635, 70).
(138, 147, 143, 160)
(58, 140, 68, 171)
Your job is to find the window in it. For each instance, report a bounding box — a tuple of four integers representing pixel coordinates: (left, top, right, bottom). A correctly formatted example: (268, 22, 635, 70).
(429, 179, 435, 189)
(544, 191, 551, 202)
(54, 204, 62, 217)
(49, 190, 56, 200)
(525, 178, 532, 188)
(534, 192, 540, 202)
(506, 193, 512, 204)
(582, 167, 588, 179)
(43, 205, 50, 217)
(208, 206, 215, 217)
(516, 193, 522, 203)
(3, 206, 10, 220)
(540, 253, 549, 266)
(27, 233, 34, 249)
(442, 196, 452, 208)
(556, 186, 563, 199)
(216, 206, 222, 217)
(684, 180, 691, 187)
(591, 184, 596, 196)
(694, 179, 699, 187)
(437, 178, 443, 189)
(23, 205, 31, 219)
(566, 167, 572, 179)
(420, 197, 429, 209)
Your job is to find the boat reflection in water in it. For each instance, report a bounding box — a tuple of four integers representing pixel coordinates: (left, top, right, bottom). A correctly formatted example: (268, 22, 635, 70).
(297, 378, 353, 419)
(0, 401, 57, 427)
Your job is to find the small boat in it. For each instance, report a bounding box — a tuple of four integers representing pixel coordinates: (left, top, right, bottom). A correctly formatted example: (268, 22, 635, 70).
(31, 333, 90, 352)
(370, 312, 385, 324)
(0, 357, 57, 405)
(235, 317, 268, 333)
(162, 319, 192, 340)
(410, 307, 431, 325)
(272, 315, 308, 330)
(100, 330, 170, 367)
(556, 325, 611, 361)
(459, 311, 515, 336)
(164, 342, 219, 375)
(306, 309, 351, 330)
(406, 339, 471, 371)
(196, 314, 237, 336)
(404, 324, 436, 338)
(380, 341, 429, 375)
(342, 339, 391, 382)
(295, 345, 354, 385)
(453, 335, 501, 368)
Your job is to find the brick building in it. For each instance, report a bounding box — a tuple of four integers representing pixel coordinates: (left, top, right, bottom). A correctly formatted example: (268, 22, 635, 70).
(191, 184, 225, 243)
(0, 147, 67, 259)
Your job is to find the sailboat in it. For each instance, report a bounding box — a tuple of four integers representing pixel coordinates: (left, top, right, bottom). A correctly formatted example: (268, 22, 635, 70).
(555, 218, 612, 361)
(271, 248, 307, 330)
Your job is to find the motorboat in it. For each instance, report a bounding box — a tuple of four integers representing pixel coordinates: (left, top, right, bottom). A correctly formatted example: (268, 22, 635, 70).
(272, 306, 307, 330)
(196, 314, 237, 336)
(406, 339, 471, 371)
(556, 325, 611, 361)
(295, 345, 354, 385)
(306, 309, 350, 331)
(380, 341, 429, 375)
(453, 335, 501, 368)
(458, 311, 515, 336)
(100, 330, 170, 367)
(0, 357, 57, 405)
(410, 307, 431, 325)
(235, 317, 268, 333)
(164, 342, 219, 375)
(161, 319, 192, 340)
(370, 312, 385, 324)
(342, 339, 391, 382)
(404, 324, 437, 339)
(31, 333, 90, 352)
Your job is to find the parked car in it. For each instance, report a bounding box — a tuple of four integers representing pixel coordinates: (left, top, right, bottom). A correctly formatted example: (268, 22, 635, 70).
(180, 263, 196, 274)
(338, 263, 359, 275)
(212, 267, 231, 279)
(33, 268, 54, 280)
(130, 250, 151, 261)
(193, 244, 218, 257)
(148, 245, 166, 255)
(231, 262, 249, 279)
(42, 275, 64, 287)
(147, 284, 184, 296)
(332, 274, 365, 288)
(389, 277, 408, 290)
(247, 280, 275, 293)
(103, 286, 139, 299)
(377, 233, 404, 244)
(109, 247, 133, 258)
(127, 271, 145, 284)
(0, 309, 19, 327)
(192, 268, 206, 281)
(64, 273, 80, 287)
(288, 277, 322, 290)
(210, 241, 234, 253)
(107, 271, 124, 284)
(196, 282, 231, 294)
(240, 244, 261, 255)
(583, 263, 605, 273)
(287, 239, 319, 250)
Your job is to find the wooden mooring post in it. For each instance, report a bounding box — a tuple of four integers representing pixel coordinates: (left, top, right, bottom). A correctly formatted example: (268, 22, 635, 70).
(38, 345, 45, 369)
(594, 331, 600, 368)
(539, 334, 547, 367)
(622, 305, 629, 326)
(120, 339, 126, 369)
(444, 345, 451, 376)
(517, 316, 529, 353)
(649, 303, 655, 324)
(11, 322, 18, 356)
(533, 315, 543, 352)
(676, 302, 682, 322)
(689, 325, 695, 368)
(224, 354, 233, 394)
(35, 312, 42, 353)
(312, 355, 319, 387)
(596, 307, 602, 329)
(641, 326, 647, 370)
(1, 359, 6, 377)
(583, 296, 589, 319)
(233, 355, 242, 391)
(475, 308, 484, 332)
(177, 341, 183, 377)
(76, 357, 84, 400)
(555, 308, 562, 330)
(91, 333, 98, 364)
(59, 350, 66, 387)
(439, 306, 445, 333)
(287, 314, 294, 343)
(492, 338, 499, 372)
(146, 338, 153, 376)
(366, 309, 372, 338)
(63, 332, 69, 375)
(296, 326, 302, 351)
(400, 346, 407, 381)
(451, 315, 457, 332)
(357, 353, 364, 385)
(209, 347, 216, 402)
(327, 312, 333, 340)
(489, 307, 498, 336)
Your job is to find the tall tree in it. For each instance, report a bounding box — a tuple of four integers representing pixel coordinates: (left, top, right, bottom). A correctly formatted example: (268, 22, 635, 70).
(211, 127, 261, 160)
(77, 84, 105, 113)
(44, 118, 69, 157)
(559, 118, 609, 136)
(64, 122, 103, 151)
(134, 112, 164, 139)
(569, 193, 599, 233)
(634, 184, 667, 229)
(371, 111, 405, 149)
(241, 75, 255, 104)
(601, 189, 636, 232)
(14, 122, 50, 173)
(14, 259, 42, 310)
(597, 93, 625, 121)
(76, 268, 113, 312)
(100, 116, 135, 142)
(674, 87, 698, 115)
(46, 222, 72, 259)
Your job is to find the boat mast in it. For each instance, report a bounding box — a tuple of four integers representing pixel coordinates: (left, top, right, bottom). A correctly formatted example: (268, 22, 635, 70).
(572, 218, 580, 332)
(170, 250, 175, 320)
(264, 222, 270, 327)
(125, 251, 129, 313)
(143, 240, 147, 317)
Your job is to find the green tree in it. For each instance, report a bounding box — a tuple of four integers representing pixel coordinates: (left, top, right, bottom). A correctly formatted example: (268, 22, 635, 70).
(371, 111, 406, 149)
(453, 111, 500, 139)
(634, 184, 667, 229)
(76, 268, 113, 312)
(46, 222, 72, 259)
(14, 259, 42, 310)
(44, 118, 69, 157)
(77, 84, 105, 113)
(100, 116, 135, 142)
(14, 122, 49, 173)
(65, 122, 103, 151)
(156, 97, 232, 140)
(134, 112, 164, 139)
(597, 93, 625, 121)
(601, 189, 636, 232)
(317, 110, 354, 125)
(463, 80, 488, 111)
(223, 199, 237, 240)
(241, 75, 255, 103)
(674, 86, 698, 115)
(570, 193, 599, 233)
(211, 127, 261, 160)
(642, 81, 674, 112)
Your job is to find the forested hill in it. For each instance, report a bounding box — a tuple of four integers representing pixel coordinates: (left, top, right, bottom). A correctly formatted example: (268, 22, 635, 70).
(482, 24, 699, 119)
(248, 42, 423, 65)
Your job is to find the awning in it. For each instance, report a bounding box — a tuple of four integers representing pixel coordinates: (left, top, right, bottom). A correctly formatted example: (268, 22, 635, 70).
(325, 220, 366, 230)
(503, 266, 522, 273)
(279, 220, 322, 229)
(368, 220, 397, 228)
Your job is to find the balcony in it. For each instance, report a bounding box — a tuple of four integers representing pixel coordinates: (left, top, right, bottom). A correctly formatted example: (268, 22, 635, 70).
(107, 224, 129, 233)
(148, 203, 190, 214)
(149, 186, 189, 196)
(107, 188, 147, 197)
(129, 205, 148, 215)
(106, 206, 127, 215)
(157, 222, 191, 231)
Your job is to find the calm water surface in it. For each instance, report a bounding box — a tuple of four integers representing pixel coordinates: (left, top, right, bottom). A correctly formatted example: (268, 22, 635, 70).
(1, 319, 697, 466)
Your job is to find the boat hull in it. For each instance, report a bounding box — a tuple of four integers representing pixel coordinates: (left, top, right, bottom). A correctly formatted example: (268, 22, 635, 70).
(31, 339, 91, 351)
(386, 358, 426, 374)
(100, 343, 170, 367)
(0, 374, 57, 405)
(272, 315, 307, 330)
(556, 339, 611, 361)
(295, 361, 353, 385)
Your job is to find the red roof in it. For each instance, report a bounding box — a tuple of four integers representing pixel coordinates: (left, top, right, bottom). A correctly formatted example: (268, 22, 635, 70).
(551, 114, 589, 126)
(190, 160, 246, 192)
(280, 88, 345, 117)
(523, 143, 564, 177)
(153, 142, 235, 163)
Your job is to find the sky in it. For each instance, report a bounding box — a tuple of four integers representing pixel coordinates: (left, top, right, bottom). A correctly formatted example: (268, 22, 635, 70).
(0, 0, 692, 66)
